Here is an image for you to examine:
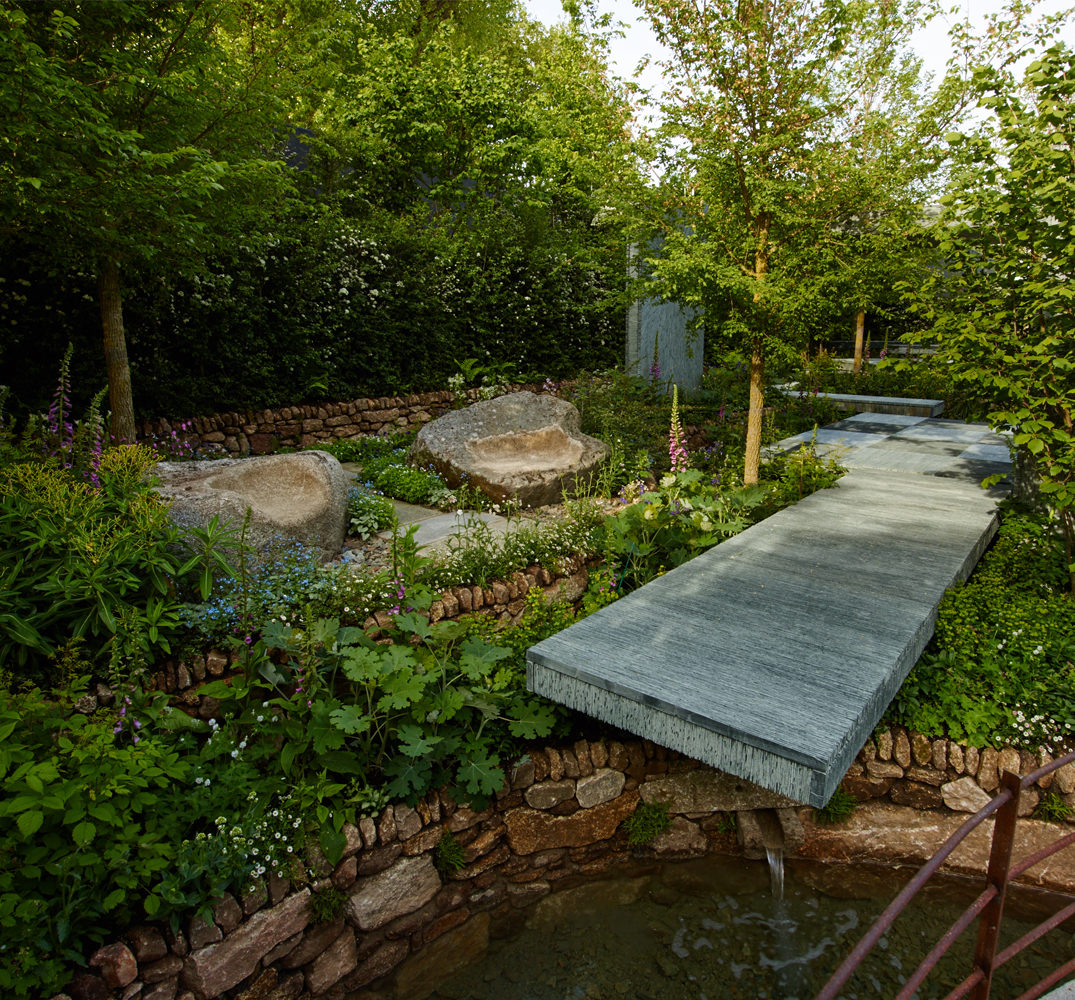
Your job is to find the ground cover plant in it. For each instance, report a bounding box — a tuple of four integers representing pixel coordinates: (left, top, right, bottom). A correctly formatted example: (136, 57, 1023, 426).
(887, 505, 1075, 752)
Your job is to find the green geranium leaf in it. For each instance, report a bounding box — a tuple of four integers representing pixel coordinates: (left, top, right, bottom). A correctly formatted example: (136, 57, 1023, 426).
(456, 748, 504, 799)
(329, 704, 372, 736)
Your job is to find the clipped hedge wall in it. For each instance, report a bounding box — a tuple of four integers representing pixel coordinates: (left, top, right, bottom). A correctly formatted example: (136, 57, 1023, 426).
(0, 206, 624, 422)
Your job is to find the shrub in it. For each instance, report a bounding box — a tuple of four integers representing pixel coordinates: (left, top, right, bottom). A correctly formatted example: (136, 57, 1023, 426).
(888, 507, 1075, 751)
(0, 679, 297, 999)
(423, 499, 605, 590)
(602, 470, 769, 592)
(347, 486, 397, 539)
(0, 450, 217, 677)
(203, 608, 559, 829)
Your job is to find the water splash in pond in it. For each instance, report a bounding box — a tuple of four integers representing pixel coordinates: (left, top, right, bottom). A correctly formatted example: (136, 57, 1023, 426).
(430, 856, 1071, 1000)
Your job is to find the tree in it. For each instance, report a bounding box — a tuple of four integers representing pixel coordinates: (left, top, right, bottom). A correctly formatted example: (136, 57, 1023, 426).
(0, 1, 318, 441)
(304, 8, 639, 230)
(912, 43, 1075, 592)
(633, 0, 948, 484)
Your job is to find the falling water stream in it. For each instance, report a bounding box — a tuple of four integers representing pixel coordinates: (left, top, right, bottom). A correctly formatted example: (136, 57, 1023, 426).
(766, 846, 785, 900)
(429, 855, 1072, 1000)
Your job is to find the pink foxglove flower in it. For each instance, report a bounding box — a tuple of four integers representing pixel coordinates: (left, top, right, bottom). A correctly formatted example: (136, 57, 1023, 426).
(668, 385, 689, 473)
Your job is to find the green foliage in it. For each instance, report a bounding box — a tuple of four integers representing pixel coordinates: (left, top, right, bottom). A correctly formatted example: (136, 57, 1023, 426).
(461, 589, 579, 685)
(623, 801, 672, 846)
(309, 885, 347, 925)
(637, 0, 944, 482)
(213, 610, 557, 810)
(562, 371, 669, 475)
(433, 830, 466, 876)
(0, 449, 228, 676)
(181, 537, 400, 643)
(0, 678, 296, 998)
(815, 787, 858, 826)
(763, 441, 845, 508)
(908, 44, 1075, 590)
(425, 500, 605, 590)
(602, 470, 768, 591)
(0, 1, 322, 438)
(309, 433, 411, 466)
(361, 450, 447, 506)
(1033, 790, 1074, 824)
(347, 486, 397, 540)
(889, 507, 1075, 750)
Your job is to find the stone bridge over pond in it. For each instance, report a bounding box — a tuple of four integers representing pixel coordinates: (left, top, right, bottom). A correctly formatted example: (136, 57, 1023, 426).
(526, 412, 1011, 808)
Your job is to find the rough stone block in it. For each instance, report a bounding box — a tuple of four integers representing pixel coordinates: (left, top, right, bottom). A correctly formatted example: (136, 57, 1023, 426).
(347, 856, 441, 931)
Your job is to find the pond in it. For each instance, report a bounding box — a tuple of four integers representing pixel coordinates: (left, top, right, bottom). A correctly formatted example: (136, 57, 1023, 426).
(430, 854, 1072, 1000)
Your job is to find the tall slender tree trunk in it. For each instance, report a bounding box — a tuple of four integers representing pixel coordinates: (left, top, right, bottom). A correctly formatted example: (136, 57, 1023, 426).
(743, 221, 770, 485)
(99, 258, 136, 444)
(853, 310, 866, 375)
(743, 341, 765, 484)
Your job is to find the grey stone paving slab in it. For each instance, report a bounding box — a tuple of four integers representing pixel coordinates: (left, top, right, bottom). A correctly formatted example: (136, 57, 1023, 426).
(817, 393, 945, 417)
(379, 509, 514, 555)
(844, 448, 967, 475)
(961, 443, 1012, 463)
(527, 419, 1007, 808)
(836, 412, 927, 429)
(895, 420, 1001, 444)
(390, 499, 448, 525)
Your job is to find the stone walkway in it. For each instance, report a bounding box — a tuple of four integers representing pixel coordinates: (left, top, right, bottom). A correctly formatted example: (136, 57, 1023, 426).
(527, 415, 1010, 808)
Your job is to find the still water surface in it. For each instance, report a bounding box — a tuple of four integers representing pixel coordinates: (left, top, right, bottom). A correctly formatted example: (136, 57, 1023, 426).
(434, 855, 1071, 1000)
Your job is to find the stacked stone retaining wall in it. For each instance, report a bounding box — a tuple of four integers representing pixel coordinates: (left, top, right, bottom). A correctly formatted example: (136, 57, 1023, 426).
(59, 728, 1075, 1000)
(846, 726, 1074, 816)
(135, 385, 709, 460)
(136, 387, 542, 458)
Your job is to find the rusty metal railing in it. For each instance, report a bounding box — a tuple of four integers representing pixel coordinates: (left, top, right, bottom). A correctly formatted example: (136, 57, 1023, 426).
(815, 748, 1075, 1000)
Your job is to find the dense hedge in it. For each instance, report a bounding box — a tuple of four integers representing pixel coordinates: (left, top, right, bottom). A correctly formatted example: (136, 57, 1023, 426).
(0, 206, 625, 421)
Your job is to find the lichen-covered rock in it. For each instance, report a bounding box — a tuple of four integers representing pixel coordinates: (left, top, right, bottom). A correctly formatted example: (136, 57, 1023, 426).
(181, 890, 311, 998)
(941, 774, 989, 812)
(409, 392, 608, 506)
(346, 855, 441, 930)
(154, 451, 351, 562)
(505, 791, 639, 854)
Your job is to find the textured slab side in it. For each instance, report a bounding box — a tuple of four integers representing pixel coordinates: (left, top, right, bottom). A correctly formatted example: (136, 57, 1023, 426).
(820, 393, 945, 417)
(527, 467, 1000, 807)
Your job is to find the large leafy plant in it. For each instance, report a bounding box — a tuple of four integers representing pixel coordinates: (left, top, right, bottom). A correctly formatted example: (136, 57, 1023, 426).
(603, 470, 768, 591)
(0, 447, 229, 676)
(201, 602, 558, 863)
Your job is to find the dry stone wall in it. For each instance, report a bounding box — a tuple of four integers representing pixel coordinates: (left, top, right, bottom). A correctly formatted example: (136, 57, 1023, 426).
(115, 557, 596, 712)
(845, 726, 1075, 816)
(57, 729, 1075, 1000)
(136, 388, 545, 458)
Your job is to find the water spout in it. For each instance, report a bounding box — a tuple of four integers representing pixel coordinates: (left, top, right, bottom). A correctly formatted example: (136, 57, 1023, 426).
(766, 845, 785, 899)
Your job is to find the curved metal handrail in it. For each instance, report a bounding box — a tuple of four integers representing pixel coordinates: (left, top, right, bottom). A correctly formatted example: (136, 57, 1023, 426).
(815, 748, 1075, 1000)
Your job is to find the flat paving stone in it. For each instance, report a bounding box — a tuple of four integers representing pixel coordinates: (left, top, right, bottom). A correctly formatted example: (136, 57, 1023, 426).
(378, 509, 516, 556)
(769, 417, 1011, 483)
(528, 417, 1008, 808)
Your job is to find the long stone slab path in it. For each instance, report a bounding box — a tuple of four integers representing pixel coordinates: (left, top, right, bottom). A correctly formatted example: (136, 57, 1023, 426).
(526, 414, 1010, 808)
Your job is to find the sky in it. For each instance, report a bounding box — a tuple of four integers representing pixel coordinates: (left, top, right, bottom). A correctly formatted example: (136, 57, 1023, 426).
(523, 0, 1075, 113)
